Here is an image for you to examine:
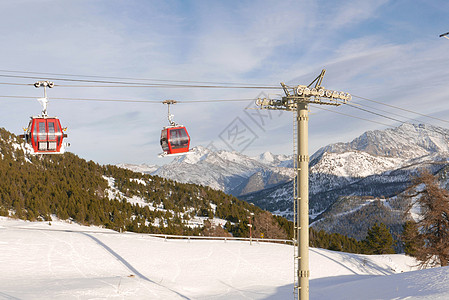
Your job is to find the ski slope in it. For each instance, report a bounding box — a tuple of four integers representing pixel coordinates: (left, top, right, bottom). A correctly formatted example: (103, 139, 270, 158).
(1, 217, 449, 299)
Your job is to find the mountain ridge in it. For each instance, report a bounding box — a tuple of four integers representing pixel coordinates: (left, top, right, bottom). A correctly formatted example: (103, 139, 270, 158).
(311, 123, 449, 164)
(150, 145, 294, 196)
(118, 123, 449, 240)
(243, 123, 449, 240)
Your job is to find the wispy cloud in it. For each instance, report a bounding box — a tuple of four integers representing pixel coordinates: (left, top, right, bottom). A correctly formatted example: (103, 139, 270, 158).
(1, 0, 448, 164)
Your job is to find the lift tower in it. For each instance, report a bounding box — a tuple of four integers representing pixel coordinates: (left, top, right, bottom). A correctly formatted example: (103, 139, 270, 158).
(255, 70, 351, 300)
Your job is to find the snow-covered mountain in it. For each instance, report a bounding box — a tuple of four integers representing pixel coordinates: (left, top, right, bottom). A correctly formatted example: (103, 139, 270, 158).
(242, 123, 449, 238)
(116, 163, 159, 174)
(119, 147, 293, 196)
(147, 146, 294, 196)
(119, 123, 449, 240)
(251, 151, 293, 168)
(311, 123, 449, 162)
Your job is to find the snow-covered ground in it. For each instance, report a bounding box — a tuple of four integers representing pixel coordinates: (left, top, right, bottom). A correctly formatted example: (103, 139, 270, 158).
(1, 217, 449, 299)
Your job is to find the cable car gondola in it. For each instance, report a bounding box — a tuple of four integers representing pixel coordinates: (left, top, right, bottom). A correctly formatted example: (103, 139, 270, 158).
(23, 116, 67, 154)
(159, 100, 192, 157)
(160, 125, 190, 155)
(20, 81, 68, 155)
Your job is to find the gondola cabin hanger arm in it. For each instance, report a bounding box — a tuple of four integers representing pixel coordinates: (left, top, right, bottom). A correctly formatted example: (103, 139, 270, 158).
(158, 100, 192, 157)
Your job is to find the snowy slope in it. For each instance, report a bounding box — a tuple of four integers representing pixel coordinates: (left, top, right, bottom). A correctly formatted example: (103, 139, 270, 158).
(4, 217, 449, 300)
(309, 150, 405, 195)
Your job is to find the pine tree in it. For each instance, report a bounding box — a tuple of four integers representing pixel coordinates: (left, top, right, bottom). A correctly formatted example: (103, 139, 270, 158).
(363, 222, 395, 254)
(405, 170, 449, 267)
(328, 235, 343, 251)
(401, 220, 422, 257)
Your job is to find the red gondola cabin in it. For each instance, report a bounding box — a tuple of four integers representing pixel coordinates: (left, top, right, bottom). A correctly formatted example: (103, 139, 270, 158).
(23, 116, 66, 154)
(160, 126, 190, 155)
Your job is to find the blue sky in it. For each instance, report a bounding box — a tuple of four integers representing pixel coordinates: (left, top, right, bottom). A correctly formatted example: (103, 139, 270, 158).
(1, 0, 449, 165)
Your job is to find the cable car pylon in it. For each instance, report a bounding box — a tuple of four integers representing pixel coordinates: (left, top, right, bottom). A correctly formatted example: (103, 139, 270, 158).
(158, 99, 192, 157)
(19, 81, 69, 155)
(255, 69, 351, 300)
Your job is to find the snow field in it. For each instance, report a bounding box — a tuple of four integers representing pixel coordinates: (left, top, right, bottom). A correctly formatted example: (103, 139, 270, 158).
(0, 218, 291, 299)
(2, 217, 449, 299)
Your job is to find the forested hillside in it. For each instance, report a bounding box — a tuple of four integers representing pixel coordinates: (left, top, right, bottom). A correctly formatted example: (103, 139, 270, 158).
(0, 127, 288, 238)
(0, 127, 368, 253)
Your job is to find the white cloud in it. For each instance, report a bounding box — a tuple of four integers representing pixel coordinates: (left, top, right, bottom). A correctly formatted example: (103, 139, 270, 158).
(1, 0, 448, 164)
(330, 0, 390, 29)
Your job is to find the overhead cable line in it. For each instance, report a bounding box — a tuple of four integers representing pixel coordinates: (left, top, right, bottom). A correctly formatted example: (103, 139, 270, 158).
(0, 82, 33, 86)
(351, 100, 422, 123)
(350, 96, 449, 139)
(0, 95, 253, 104)
(174, 98, 253, 103)
(313, 106, 393, 127)
(0, 69, 278, 86)
(2, 72, 448, 125)
(320, 102, 449, 139)
(54, 83, 279, 89)
(349, 101, 449, 141)
(345, 103, 407, 124)
(1, 70, 447, 122)
(353, 94, 449, 125)
(0, 73, 281, 89)
(345, 102, 449, 136)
